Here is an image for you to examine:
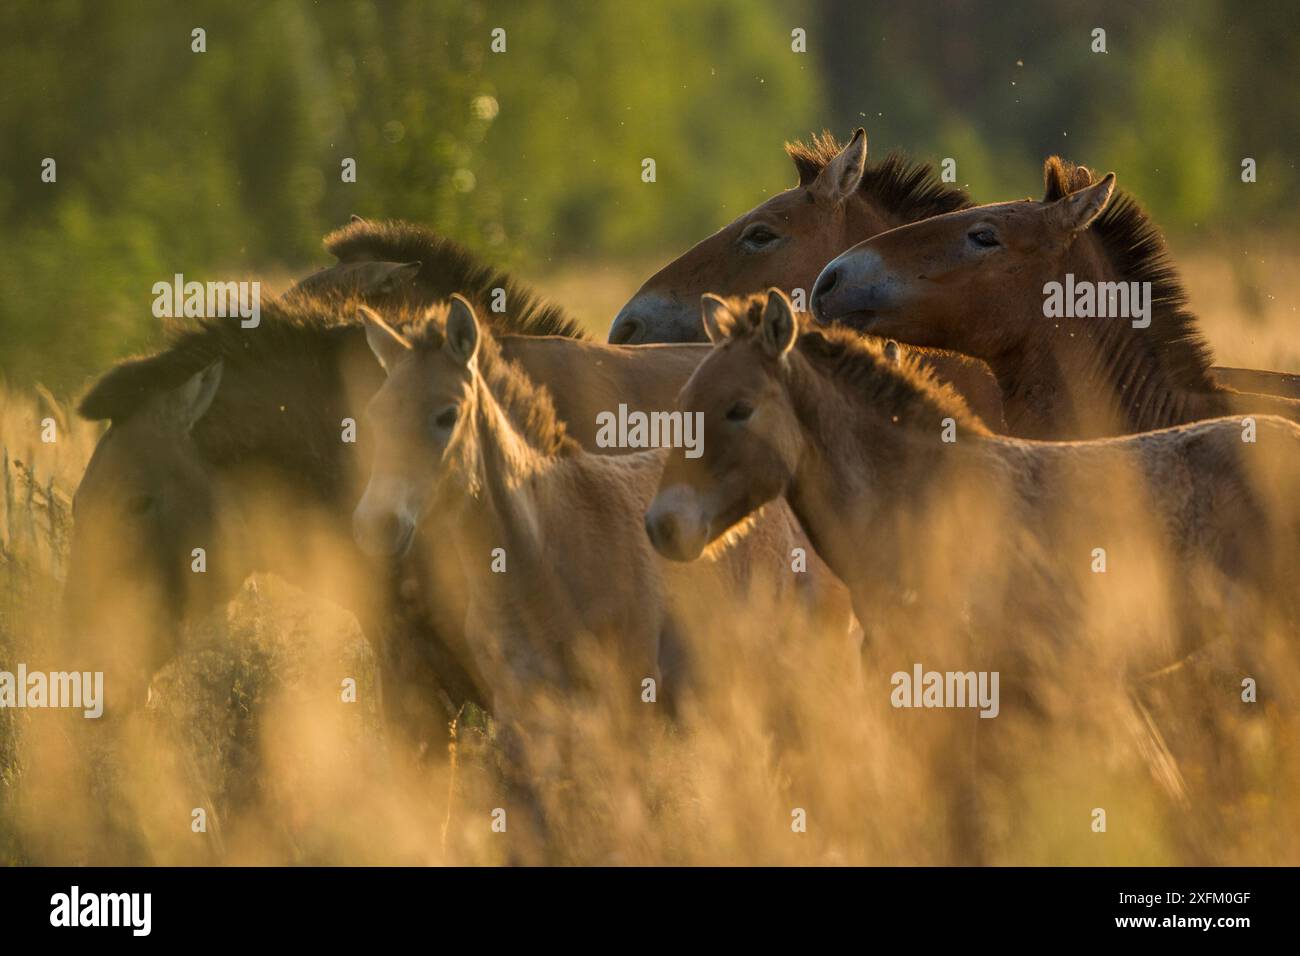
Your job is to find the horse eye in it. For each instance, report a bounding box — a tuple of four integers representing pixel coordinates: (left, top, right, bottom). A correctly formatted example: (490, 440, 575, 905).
(126, 494, 155, 516)
(432, 406, 458, 431)
(740, 225, 780, 249)
(968, 228, 1000, 248)
(725, 401, 754, 423)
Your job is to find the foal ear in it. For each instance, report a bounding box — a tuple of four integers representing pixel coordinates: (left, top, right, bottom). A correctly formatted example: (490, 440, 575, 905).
(700, 294, 732, 344)
(173, 360, 223, 432)
(811, 128, 868, 202)
(1050, 172, 1116, 235)
(760, 289, 798, 358)
(359, 304, 411, 373)
(445, 294, 481, 366)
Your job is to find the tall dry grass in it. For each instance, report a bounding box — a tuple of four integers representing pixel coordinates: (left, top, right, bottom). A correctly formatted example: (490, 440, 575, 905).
(1, 242, 1298, 866)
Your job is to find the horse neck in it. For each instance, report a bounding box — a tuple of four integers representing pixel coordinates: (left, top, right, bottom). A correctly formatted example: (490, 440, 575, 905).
(195, 346, 369, 584)
(201, 341, 364, 500)
(782, 356, 960, 591)
(992, 241, 1225, 438)
(450, 372, 565, 612)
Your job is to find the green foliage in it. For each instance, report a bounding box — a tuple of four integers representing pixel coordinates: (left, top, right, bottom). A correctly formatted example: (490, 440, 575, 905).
(0, 0, 816, 391)
(0, 0, 1295, 391)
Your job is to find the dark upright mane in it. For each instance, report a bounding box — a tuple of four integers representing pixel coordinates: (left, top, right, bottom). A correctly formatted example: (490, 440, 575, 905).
(77, 295, 385, 500)
(1041, 156, 1216, 390)
(784, 131, 972, 223)
(82, 220, 587, 425)
(321, 219, 587, 340)
(78, 295, 362, 423)
(405, 305, 577, 459)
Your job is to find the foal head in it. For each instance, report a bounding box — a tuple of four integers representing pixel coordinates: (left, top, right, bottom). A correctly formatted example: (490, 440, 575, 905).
(352, 297, 484, 559)
(645, 290, 805, 561)
(352, 295, 574, 559)
(812, 160, 1117, 360)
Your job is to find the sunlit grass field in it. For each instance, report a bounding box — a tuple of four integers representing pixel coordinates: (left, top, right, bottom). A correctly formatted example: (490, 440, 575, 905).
(1, 242, 1298, 866)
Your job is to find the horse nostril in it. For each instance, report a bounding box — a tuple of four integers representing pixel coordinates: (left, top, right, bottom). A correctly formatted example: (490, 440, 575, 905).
(378, 513, 402, 545)
(646, 511, 676, 550)
(812, 267, 840, 317)
(609, 315, 643, 345)
(356, 507, 411, 558)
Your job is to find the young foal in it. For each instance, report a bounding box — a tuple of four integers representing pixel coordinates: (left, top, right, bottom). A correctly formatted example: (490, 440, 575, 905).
(648, 290, 1299, 646)
(352, 297, 832, 850)
(648, 290, 1300, 860)
(812, 158, 1300, 439)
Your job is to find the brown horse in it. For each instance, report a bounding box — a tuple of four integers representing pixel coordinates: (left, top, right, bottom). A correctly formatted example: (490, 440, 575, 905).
(295, 217, 1009, 433)
(647, 290, 1300, 860)
(609, 129, 971, 344)
(647, 290, 1299, 635)
(352, 297, 839, 852)
(317, 217, 1007, 431)
(68, 223, 601, 736)
(613, 133, 1294, 403)
(68, 295, 486, 735)
(811, 159, 1300, 438)
(67, 221, 861, 737)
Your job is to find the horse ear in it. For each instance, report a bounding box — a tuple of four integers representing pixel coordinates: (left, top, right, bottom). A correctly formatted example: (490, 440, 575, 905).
(173, 360, 222, 432)
(760, 289, 797, 358)
(446, 294, 481, 366)
(811, 128, 867, 202)
(700, 294, 732, 344)
(1050, 172, 1115, 235)
(359, 304, 411, 372)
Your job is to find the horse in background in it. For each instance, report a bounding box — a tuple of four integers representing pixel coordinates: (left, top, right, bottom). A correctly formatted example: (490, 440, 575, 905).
(812, 159, 1300, 438)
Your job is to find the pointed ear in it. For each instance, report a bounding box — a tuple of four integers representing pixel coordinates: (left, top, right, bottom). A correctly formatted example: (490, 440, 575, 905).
(811, 128, 868, 202)
(445, 294, 481, 366)
(700, 293, 733, 344)
(1049, 172, 1115, 235)
(883, 340, 901, 365)
(173, 360, 222, 432)
(760, 289, 798, 359)
(359, 304, 411, 373)
(350, 214, 368, 225)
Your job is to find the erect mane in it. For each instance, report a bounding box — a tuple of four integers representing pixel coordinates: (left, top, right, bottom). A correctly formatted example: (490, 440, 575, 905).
(784, 131, 972, 223)
(80, 230, 584, 425)
(717, 294, 986, 434)
(1041, 156, 1215, 388)
(322, 218, 587, 340)
(405, 304, 577, 459)
(78, 294, 363, 423)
